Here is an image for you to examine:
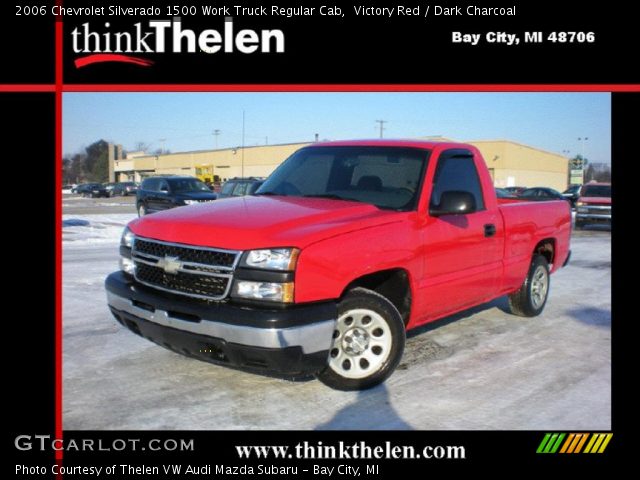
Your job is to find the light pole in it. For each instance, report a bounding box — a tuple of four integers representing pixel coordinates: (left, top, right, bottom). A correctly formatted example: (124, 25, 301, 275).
(578, 137, 589, 183)
(563, 150, 571, 185)
(577, 137, 588, 159)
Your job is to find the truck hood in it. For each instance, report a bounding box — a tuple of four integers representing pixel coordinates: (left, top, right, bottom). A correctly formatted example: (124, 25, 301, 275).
(129, 195, 403, 250)
(580, 196, 611, 205)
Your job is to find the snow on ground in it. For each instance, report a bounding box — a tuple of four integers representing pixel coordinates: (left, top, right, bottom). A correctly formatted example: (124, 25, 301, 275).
(62, 213, 136, 244)
(63, 218, 610, 431)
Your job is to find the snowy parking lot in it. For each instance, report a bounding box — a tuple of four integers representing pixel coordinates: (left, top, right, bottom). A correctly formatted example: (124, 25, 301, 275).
(63, 197, 611, 430)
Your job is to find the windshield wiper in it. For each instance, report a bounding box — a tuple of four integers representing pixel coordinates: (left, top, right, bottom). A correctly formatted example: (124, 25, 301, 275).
(303, 194, 362, 203)
(254, 191, 282, 196)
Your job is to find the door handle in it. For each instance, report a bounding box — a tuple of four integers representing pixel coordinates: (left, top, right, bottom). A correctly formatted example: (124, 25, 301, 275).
(484, 224, 496, 237)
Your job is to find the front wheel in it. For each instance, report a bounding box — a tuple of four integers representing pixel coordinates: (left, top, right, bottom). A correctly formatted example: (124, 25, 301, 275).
(508, 255, 550, 317)
(317, 288, 405, 391)
(137, 203, 147, 217)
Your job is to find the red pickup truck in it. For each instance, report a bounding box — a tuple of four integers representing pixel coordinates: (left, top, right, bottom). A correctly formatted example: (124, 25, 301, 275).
(106, 140, 571, 390)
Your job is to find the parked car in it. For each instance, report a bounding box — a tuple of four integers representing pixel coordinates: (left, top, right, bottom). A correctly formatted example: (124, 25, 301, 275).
(575, 182, 611, 229)
(504, 186, 526, 195)
(217, 177, 266, 199)
(62, 184, 75, 194)
(518, 187, 567, 202)
(104, 182, 116, 195)
(112, 181, 138, 197)
(107, 140, 571, 390)
(136, 176, 217, 216)
(562, 185, 582, 208)
(495, 188, 517, 199)
(76, 183, 109, 198)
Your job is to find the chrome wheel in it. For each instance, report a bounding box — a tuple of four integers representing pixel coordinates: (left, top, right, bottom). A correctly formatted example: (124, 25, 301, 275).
(328, 308, 392, 380)
(530, 265, 549, 309)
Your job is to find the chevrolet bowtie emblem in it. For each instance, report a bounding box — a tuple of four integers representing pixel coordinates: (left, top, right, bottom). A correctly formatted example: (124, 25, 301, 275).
(157, 255, 182, 275)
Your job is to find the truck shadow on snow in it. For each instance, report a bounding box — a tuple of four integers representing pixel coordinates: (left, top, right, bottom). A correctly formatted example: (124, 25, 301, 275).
(566, 307, 611, 328)
(315, 385, 413, 430)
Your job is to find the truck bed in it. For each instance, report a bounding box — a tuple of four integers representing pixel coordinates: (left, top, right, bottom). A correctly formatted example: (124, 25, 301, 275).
(498, 199, 571, 293)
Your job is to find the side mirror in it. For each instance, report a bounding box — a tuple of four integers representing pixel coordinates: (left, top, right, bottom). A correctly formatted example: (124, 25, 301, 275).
(430, 191, 477, 216)
(160, 185, 169, 193)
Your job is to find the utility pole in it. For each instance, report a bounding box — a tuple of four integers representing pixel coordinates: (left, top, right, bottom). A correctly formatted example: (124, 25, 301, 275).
(212, 129, 221, 149)
(241, 111, 245, 177)
(158, 138, 166, 154)
(375, 120, 387, 139)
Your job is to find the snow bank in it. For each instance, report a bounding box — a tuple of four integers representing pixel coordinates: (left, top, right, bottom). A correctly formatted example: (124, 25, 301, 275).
(62, 213, 136, 245)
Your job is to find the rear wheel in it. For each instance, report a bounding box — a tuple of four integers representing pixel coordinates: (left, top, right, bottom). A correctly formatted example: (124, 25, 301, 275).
(317, 288, 405, 391)
(137, 203, 147, 217)
(508, 255, 550, 317)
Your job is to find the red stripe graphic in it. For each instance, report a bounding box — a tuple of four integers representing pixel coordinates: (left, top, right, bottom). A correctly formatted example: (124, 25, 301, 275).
(74, 54, 154, 68)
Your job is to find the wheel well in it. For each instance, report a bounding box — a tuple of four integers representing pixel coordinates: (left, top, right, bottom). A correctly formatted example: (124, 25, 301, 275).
(343, 269, 412, 324)
(534, 238, 555, 265)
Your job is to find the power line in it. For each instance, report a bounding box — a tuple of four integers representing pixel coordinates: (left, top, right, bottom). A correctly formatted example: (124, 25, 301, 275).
(375, 119, 387, 139)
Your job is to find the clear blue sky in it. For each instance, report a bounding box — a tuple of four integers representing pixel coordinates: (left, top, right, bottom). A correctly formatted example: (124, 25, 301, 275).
(63, 92, 610, 163)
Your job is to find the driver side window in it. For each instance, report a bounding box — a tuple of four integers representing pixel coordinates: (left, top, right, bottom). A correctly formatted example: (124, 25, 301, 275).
(431, 152, 485, 211)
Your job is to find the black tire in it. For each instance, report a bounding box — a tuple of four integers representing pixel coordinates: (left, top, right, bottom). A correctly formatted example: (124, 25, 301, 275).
(508, 255, 550, 317)
(137, 203, 147, 217)
(317, 287, 405, 391)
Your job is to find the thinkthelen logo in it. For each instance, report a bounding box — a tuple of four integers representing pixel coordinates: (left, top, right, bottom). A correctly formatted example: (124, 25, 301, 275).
(536, 433, 613, 454)
(71, 17, 285, 68)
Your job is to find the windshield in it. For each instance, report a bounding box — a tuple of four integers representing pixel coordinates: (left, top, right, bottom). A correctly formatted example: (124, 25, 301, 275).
(168, 178, 211, 193)
(257, 146, 429, 211)
(581, 185, 611, 197)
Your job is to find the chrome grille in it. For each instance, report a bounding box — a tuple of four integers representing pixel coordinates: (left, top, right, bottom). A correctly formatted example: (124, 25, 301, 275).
(132, 237, 240, 301)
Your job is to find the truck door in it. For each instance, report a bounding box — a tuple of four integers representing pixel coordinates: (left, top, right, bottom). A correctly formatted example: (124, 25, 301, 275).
(420, 149, 504, 317)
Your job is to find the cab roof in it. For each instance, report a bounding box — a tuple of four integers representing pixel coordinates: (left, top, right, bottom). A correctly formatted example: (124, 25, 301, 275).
(311, 139, 473, 150)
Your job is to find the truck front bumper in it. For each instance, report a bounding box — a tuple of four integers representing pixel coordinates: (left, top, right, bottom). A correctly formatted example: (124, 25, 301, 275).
(575, 206, 611, 224)
(105, 272, 337, 378)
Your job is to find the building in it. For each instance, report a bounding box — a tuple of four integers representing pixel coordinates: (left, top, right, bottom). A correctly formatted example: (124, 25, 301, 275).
(470, 140, 569, 191)
(112, 142, 307, 184)
(112, 138, 569, 191)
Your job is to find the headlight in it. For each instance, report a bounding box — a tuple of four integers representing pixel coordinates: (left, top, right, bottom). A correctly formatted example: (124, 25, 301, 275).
(183, 199, 199, 205)
(120, 227, 135, 274)
(233, 281, 294, 303)
(576, 201, 585, 207)
(242, 248, 299, 271)
(121, 226, 135, 248)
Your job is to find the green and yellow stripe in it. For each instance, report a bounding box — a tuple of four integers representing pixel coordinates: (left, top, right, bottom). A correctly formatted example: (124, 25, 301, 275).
(537, 433, 612, 454)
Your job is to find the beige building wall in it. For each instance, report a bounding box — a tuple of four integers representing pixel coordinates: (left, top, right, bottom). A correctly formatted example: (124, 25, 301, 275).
(471, 140, 568, 191)
(117, 143, 308, 181)
(114, 139, 569, 191)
